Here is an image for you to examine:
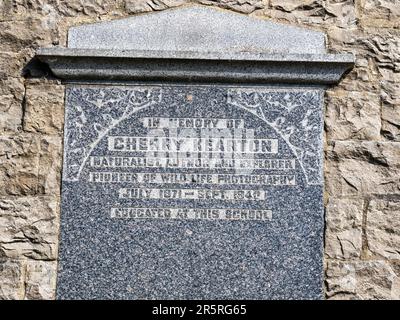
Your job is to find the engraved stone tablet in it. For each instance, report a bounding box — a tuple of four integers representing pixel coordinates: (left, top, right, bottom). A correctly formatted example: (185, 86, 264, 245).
(37, 5, 354, 299)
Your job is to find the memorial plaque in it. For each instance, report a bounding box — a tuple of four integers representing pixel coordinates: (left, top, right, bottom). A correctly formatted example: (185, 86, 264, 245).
(37, 6, 354, 299)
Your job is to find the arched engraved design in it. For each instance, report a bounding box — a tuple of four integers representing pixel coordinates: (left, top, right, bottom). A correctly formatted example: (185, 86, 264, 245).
(227, 88, 323, 185)
(63, 87, 162, 181)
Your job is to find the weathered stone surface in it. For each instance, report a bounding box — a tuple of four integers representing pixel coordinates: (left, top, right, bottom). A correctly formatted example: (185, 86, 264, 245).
(0, 134, 40, 196)
(25, 260, 57, 300)
(0, 0, 52, 19)
(360, 0, 400, 28)
(329, 141, 400, 167)
(198, 0, 264, 14)
(358, 31, 400, 76)
(38, 136, 63, 196)
(0, 20, 58, 52)
(381, 80, 400, 141)
(327, 28, 400, 93)
(326, 141, 400, 196)
(391, 260, 400, 277)
(325, 198, 363, 259)
(325, 89, 381, 141)
(0, 132, 63, 197)
(0, 0, 121, 21)
(124, 0, 188, 13)
(0, 259, 25, 300)
(366, 198, 400, 260)
(333, 59, 380, 93)
(0, 52, 26, 79)
(326, 26, 359, 51)
(24, 84, 65, 134)
(0, 78, 25, 132)
(324, 260, 357, 299)
(363, 0, 400, 18)
(56, 0, 113, 17)
(266, 0, 356, 28)
(326, 260, 400, 300)
(0, 196, 59, 261)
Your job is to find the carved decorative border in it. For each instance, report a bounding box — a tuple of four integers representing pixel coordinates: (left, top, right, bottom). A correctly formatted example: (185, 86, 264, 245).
(227, 89, 323, 185)
(63, 86, 162, 181)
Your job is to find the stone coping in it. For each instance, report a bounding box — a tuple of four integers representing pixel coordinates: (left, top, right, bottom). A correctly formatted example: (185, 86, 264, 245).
(37, 47, 354, 84)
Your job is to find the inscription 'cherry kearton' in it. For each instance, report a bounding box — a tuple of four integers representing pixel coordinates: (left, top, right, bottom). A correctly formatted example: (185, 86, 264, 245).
(107, 135, 278, 154)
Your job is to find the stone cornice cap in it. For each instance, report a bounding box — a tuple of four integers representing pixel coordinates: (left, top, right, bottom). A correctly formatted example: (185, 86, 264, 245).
(36, 5, 354, 84)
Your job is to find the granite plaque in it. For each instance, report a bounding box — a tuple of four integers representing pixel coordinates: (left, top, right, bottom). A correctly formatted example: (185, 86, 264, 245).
(37, 5, 354, 299)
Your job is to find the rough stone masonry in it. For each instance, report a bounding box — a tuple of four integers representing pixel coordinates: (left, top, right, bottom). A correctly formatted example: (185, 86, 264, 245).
(0, 0, 399, 300)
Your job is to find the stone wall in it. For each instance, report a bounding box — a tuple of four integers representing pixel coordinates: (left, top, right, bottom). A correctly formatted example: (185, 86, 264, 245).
(0, 0, 399, 300)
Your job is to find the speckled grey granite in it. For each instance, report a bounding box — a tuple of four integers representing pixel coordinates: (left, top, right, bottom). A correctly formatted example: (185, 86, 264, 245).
(58, 84, 324, 299)
(67, 5, 325, 54)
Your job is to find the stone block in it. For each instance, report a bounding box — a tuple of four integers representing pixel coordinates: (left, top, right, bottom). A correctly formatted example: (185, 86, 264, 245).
(0, 19, 57, 53)
(360, 0, 400, 28)
(38, 136, 63, 196)
(366, 198, 400, 260)
(0, 134, 40, 196)
(326, 141, 400, 196)
(325, 89, 381, 141)
(197, 0, 264, 14)
(325, 198, 363, 259)
(326, 260, 400, 300)
(0, 259, 25, 300)
(25, 260, 57, 300)
(0, 78, 25, 132)
(124, 0, 189, 14)
(24, 83, 65, 134)
(267, 0, 356, 28)
(381, 80, 400, 141)
(0, 196, 59, 260)
(0, 52, 26, 79)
